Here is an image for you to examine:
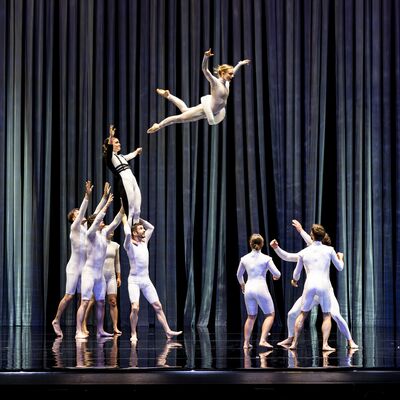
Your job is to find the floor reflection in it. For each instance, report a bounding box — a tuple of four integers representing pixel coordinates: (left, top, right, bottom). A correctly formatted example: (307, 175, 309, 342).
(0, 325, 399, 370)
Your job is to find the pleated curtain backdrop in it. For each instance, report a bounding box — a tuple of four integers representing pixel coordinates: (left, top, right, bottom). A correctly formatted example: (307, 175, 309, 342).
(0, 0, 399, 335)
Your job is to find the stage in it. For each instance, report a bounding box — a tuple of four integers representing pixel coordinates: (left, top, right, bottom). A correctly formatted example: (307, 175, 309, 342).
(0, 326, 399, 397)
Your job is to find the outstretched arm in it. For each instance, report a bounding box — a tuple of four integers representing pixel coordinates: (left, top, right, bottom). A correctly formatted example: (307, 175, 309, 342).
(270, 239, 299, 263)
(233, 59, 251, 74)
(124, 147, 142, 162)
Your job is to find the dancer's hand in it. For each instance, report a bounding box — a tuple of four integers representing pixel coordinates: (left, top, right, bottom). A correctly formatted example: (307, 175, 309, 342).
(134, 147, 142, 157)
(291, 279, 298, 288)
(204, 48, 214, 57)
(240, 59, 251, 66)
(292, 219, 303, 233)
(270, 239, 279, 249)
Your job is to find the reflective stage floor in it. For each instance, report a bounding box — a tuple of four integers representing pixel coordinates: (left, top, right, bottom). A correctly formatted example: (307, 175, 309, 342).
(1, 325, 399, 397)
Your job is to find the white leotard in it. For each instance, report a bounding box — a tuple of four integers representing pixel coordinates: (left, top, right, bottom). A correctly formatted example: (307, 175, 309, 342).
(237, 250, 281, 315)
(123, 218, 159, 305)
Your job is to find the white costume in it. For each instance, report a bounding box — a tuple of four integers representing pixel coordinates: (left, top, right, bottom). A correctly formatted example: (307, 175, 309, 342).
(103, 240, 120, 295)
(152, 55, 247, 129)
(293, 242, 343, 313)
(123, 218, 159, 305)
(236, 250, 281, 315)
(274, 244, 352, 339)
(80, 210, 122, 301)
(65, 196, 106, 295)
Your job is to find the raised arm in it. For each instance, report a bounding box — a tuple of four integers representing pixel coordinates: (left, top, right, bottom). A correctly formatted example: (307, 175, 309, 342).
(103, 204, 124, 237)
(71, 181, 93, 230)
(139, 218, 154, 243)
(93, 182, 111, 214)
(232, 59, 251, 74)
(292, 219, 313, 246)
(202, 48, 216, 84)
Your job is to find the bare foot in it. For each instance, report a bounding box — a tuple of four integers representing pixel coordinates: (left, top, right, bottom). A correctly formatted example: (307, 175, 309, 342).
(130, 334, 138, 343)
(114, 328, 122, 335)
(166, 330, 183, 340)
(347, 340, 359, 349)
(277, 337, 293, 346)
(156, 88, 170, 98)
(243, 342, 253, 349)
(52, 320, 63, 337)
(289, 343, 297, 350)
(97, 330, 113, 338)
(322, 344, 336, 351)
(147, 123, 160, 134)
(75, 331, 89, 339)
(259, 340, 273, 348)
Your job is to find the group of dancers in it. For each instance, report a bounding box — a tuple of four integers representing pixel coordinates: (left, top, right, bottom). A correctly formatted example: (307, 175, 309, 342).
(51, 49, 248, 342)
(51, 48, 355, 352)
(51, 128, 181, 342)
(237, 220, 359, 351)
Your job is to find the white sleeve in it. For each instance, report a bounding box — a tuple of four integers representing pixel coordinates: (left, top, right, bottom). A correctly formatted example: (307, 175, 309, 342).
(293, 255, 304, 281)
(267, 258, 281, 279)
(274, 247, 299, 263)
(236, 260, 246, 285)
(300, 230, 313, 246)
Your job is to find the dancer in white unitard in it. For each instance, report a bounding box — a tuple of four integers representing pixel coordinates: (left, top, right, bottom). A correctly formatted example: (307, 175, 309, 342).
(82, 229, 122, 335)
(288, 224, 347, 350)
(236, 234, 281, 349)
(75, 194, 124, 339)
(122, 214, 182, 343)
(147, 48, 250, 134)
(52, 181, 110, 337)
(103, 125, 142, 227)
(270, 220, 358, 349)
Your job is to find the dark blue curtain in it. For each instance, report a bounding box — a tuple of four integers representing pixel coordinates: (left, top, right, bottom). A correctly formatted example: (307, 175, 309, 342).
(0, 0, 399, 336)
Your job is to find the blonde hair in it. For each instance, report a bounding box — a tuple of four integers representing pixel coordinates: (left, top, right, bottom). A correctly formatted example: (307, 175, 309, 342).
(249, 234, 264, 251)
(214, 64, 233, 77)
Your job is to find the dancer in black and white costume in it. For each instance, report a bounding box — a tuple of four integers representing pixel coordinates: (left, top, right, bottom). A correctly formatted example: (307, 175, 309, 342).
(103, 125, 142, 227)
(237, 234, 281, 349)
(122, 214, 182, 343)
(147, 49, 250, 134)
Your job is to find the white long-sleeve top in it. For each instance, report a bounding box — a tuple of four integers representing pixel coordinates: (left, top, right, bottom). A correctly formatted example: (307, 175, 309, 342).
(293, 241, 343, 283)
(123, 218, 154, 278)
(236, 250, 281, 284)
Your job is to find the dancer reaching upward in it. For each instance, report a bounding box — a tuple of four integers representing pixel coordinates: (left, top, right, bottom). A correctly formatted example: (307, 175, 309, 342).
(147, 48, 250, 134)
(122, 214, 182, 343)
(51, 181, 110, 337)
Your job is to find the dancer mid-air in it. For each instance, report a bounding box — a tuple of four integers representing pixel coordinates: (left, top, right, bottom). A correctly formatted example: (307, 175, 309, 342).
(147, 48, 250, 134)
